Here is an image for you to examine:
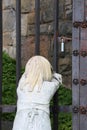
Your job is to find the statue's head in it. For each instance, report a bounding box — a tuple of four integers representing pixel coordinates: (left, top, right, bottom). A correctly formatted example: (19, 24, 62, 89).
(24, 55, 53, 91)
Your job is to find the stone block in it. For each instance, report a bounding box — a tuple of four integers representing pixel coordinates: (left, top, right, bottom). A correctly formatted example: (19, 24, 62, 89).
(8, 46, 16, 59)
(28, 12, 35, 24)
(59, 57, 71, 66)
(3, 32, 13, 46)
(64, 0, 72, 20)
(11, 30, 16, 47)
(41, 8, 53, 23)
(28, 24, 35, 35)
(40, 0, 54, 9)
(28, 22, 54, 35)
(3, 10, 16, 32)
(21, 14, 29, 36)
(21, 35, 50, 66)
(3, 0, 16, 10)
(59, 21, 72, 36)
(21, 0, 35, 13)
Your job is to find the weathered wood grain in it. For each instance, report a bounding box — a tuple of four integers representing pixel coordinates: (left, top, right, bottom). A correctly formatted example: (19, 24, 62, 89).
(79, 28, 87, 130)
(72, 27, 80, 130)
(73, 0, 84, 22)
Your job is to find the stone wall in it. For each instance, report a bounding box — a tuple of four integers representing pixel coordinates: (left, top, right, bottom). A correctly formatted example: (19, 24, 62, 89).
(3, 0, 72, 88)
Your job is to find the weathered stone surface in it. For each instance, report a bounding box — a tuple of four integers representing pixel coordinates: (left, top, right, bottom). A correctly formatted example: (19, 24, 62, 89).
(59, 3, 65, 19)
(27, 10, 54, 25)
(28, 24, 35, 35)
(3, 46, 16, 59)
(40, 24, 50, 34)
(11, 30, 16, 47)
(59, 21, 72, 36)
(21, 35, 50, 66)
(3, 47, 9, 54)
(65, 0, 72, 20)
(63, 75, 71, 89)
(28, 22, 54, 35)
(40, 0, 70, 22)
(59, 57, 71, 66)
(3, 32, 13, 47)
(3, 10, 16, 32)
(40, 0, 54, 9)
(28, 12, 35, 24)
(21, 14, 29, 36)
(21, 0, 35, 13)
(41, 8, 53, 23)
(21, 36, 27, 45)
(8, 46, 16, 59)
(59, 62, 72, 89)
(3, 0, 16, 10)
(27, 20, 72, 36)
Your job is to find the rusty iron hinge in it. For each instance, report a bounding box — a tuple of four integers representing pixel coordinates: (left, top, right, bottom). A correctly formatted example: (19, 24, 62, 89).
(73, 21, 87, 28)
(73, 106, 87, 114)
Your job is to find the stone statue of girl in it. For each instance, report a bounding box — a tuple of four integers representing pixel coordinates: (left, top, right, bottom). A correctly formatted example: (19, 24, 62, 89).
(12, 55, 62, 130)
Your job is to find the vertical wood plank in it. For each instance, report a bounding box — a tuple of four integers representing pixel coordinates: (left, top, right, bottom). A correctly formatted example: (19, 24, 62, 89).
(84, 0, 87, 20)
(79, 28, 87, 130)
(72, 27, 80, 130)
(73, 0, 84, 22)
(72, 1, 87, 129)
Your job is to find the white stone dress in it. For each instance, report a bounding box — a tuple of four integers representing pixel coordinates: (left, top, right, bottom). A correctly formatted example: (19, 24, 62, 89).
(12, 73, 62, 130)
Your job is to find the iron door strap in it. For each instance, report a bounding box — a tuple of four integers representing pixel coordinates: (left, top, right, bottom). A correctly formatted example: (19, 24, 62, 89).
(73, 21, 87, 28)
(73, 106, 87, 114)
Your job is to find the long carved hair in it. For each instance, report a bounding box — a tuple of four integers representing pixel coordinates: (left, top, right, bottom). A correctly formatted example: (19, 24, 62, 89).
(20, 55, 53, 91)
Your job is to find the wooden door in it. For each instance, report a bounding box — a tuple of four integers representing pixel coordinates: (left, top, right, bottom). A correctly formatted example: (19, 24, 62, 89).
(72, 0, 87, 130)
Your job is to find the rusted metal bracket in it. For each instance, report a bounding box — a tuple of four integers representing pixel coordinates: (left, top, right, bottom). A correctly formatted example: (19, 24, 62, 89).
(73, 21, 87, 28)
(73, 106, 87, 114)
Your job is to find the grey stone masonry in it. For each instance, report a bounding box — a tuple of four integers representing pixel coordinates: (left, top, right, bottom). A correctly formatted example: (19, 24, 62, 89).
(3, 0, 72, 88)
